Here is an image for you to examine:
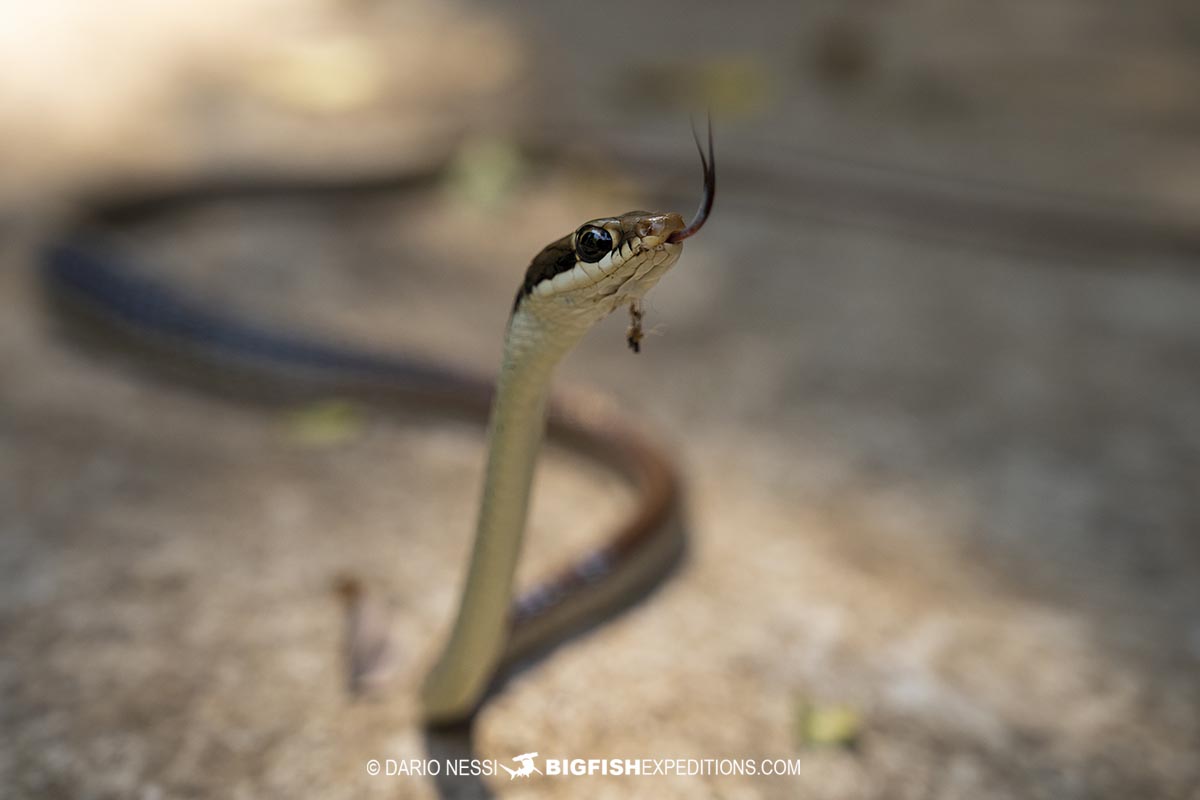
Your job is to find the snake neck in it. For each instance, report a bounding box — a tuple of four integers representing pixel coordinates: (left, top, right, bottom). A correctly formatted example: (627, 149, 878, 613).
(420, 303, 588, 723)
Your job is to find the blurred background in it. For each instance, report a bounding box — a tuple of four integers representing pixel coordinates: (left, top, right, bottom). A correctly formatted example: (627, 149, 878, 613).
(2, 0, 1199, 797)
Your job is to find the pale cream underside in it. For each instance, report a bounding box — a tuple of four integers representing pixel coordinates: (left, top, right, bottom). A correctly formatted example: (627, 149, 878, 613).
(419, 236, 682, 723)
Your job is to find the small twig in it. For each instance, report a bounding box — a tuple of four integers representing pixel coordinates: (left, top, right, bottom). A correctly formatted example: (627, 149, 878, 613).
(627, 301, 644, 353)
(334, 575, 400, 697)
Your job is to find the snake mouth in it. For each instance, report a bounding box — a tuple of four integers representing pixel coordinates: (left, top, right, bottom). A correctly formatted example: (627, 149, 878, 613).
(635, 213, 687, 251)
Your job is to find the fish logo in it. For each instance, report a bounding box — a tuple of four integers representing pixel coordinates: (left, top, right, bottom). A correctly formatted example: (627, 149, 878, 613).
(499, 752, 543, 780)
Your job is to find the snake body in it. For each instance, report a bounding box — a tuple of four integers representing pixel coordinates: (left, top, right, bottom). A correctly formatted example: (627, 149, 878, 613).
(41, 126, 713, 725)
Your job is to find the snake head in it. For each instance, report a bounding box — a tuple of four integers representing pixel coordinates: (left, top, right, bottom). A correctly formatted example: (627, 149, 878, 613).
(516, 210, 686, 315)
(513, 120, 713, 320)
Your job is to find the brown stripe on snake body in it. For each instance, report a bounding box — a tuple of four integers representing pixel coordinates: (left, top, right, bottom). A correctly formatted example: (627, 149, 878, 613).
(515, 234, 575, 309)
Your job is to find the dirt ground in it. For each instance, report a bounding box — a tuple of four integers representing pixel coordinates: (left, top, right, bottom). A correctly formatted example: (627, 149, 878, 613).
(2, 1, 1199, 798)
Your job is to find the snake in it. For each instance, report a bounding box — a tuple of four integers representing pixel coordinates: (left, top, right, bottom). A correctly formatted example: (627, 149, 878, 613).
(40, 123, 714, 726)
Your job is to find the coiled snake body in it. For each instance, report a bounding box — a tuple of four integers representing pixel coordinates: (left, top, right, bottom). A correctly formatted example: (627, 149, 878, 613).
(41, 126, 714, 725)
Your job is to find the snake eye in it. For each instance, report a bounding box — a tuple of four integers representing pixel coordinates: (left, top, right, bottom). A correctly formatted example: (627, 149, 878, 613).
(575, 225, 614, 263)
